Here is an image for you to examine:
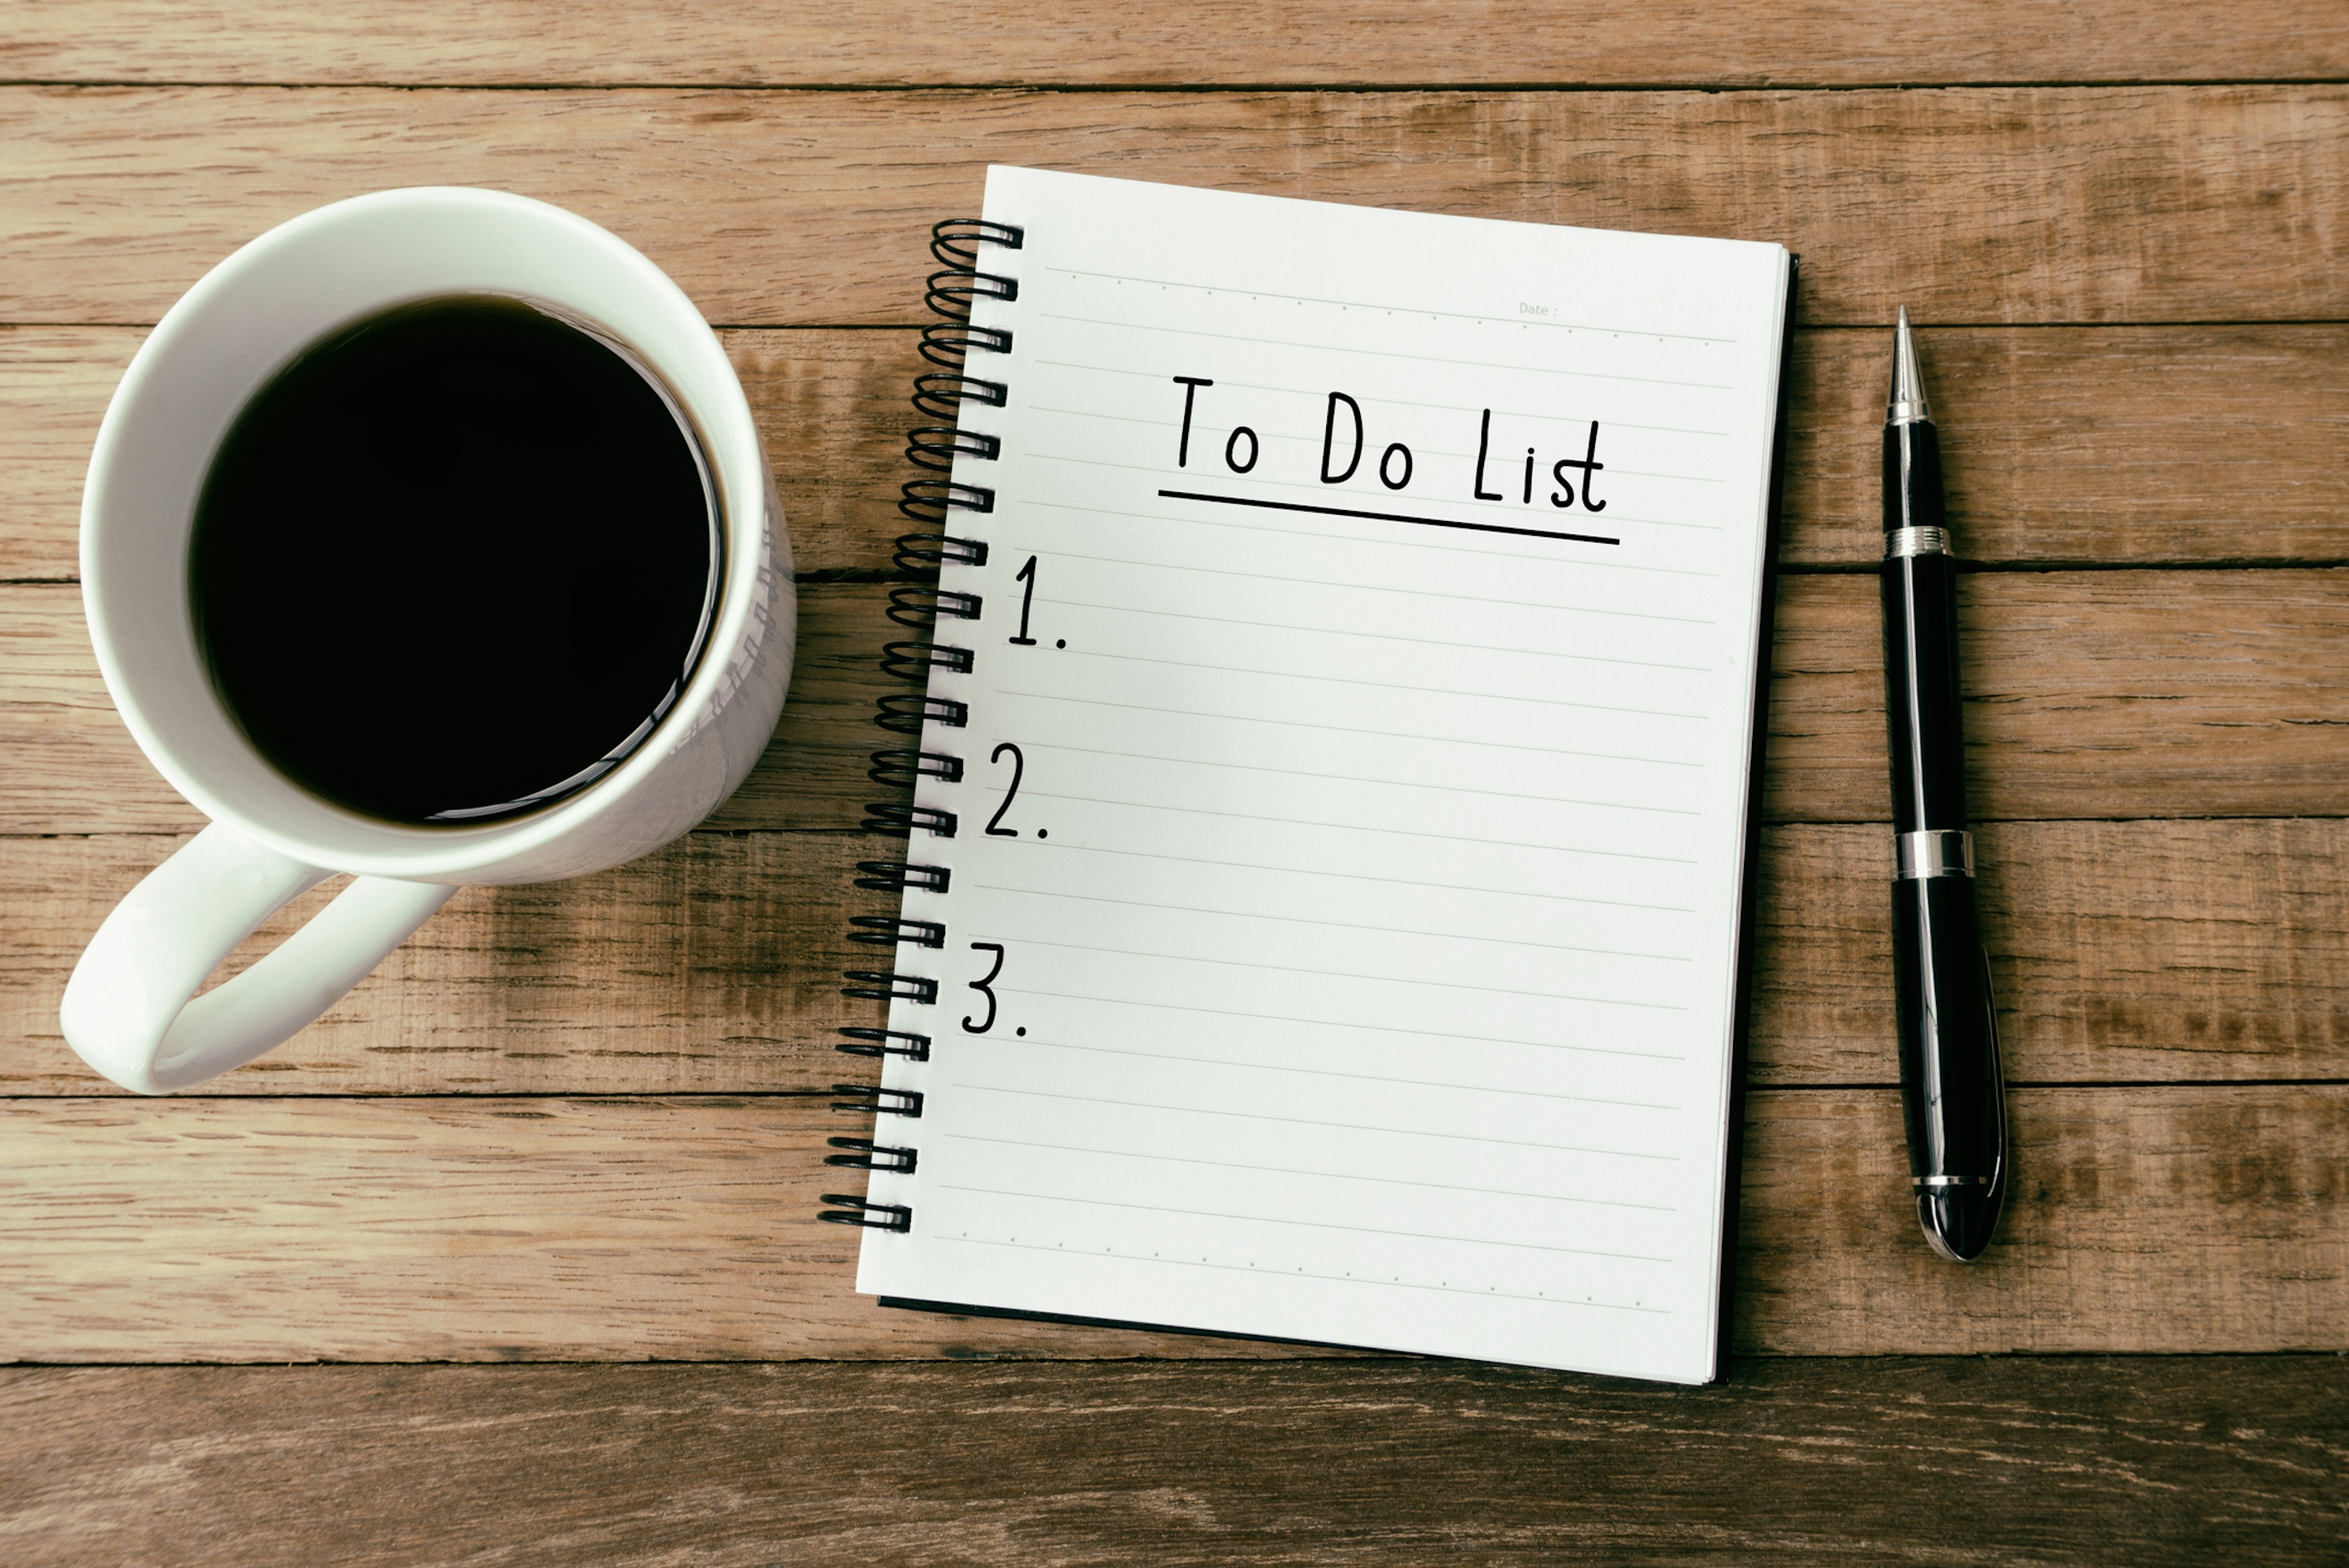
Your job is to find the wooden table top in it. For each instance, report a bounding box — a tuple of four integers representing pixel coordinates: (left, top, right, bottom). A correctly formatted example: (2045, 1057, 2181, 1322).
(3, 6, 2346, 1563)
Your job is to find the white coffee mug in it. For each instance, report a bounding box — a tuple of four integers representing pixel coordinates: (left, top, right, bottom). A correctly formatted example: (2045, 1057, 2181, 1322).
(61, 187, 795, 1094)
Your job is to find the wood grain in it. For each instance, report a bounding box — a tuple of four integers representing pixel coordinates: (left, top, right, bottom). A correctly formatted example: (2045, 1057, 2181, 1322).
(4, 86, 2344, 328)
(11, 570, 2349, 835)
(1741, 1085, 2349, 1356)
(0, 3, 2336, 1545)
(0, 326, 135, 580)
(8, 1, 2346, 89)
(1762, 569, 2349, 823)
(11, 324, 2345, 582)
(1758, 819, 2349, 1085)
(4, 1358, 2344, 1568)
(1781, 325, 2349, 569)
(0, 580, 881, 837)
(0, 324, 918, 585)
(0, 831, 876, 1096)
(9, 820, 2349, 1095)
(0, 1088, 2337, 1360)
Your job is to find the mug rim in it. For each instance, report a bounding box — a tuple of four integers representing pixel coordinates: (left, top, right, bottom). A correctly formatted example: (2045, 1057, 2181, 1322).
(82, 186, 774, 880)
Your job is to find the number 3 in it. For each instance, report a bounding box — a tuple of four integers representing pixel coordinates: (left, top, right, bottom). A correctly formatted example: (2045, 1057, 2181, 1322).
(963, 941, 1005, 1034)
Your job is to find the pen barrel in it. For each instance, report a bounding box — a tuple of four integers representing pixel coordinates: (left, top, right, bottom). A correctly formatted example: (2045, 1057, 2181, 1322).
(1880, 541, 1968, 835)
(1891, 874, 2006, 1183)
(1883, 420, 1945, 533)
(1881, 409, 2003, 1254)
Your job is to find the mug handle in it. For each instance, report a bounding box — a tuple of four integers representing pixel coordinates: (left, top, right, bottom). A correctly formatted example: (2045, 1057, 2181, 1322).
(59, 823, 456, 1093)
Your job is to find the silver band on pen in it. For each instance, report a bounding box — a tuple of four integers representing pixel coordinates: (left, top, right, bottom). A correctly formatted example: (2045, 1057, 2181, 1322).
(1885, 525, 1950, 559)
(1896, 828, 1973, 879)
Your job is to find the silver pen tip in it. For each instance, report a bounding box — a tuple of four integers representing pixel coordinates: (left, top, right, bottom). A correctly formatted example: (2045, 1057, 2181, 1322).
(1888, 307, 1931, 425)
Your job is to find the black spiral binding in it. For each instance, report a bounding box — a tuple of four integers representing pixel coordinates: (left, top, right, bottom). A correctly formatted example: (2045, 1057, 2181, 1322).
(818, 218, 1023, 1235)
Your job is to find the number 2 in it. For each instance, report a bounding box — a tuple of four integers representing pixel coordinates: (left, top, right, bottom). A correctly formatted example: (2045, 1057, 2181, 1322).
(984, 742, 1025, 837)
(963, 941, 1004, 1034)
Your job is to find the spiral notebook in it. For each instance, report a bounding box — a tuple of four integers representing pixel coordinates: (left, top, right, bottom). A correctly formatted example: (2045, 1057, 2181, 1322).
(824, 166, 1794, 1385)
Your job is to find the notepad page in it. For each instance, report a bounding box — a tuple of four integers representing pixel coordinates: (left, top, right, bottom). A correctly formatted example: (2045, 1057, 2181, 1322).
(854, 166, 1789, 1383)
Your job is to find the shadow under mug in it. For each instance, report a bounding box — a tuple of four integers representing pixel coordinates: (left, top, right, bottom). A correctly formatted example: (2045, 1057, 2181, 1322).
(62, 187, 795, 1095)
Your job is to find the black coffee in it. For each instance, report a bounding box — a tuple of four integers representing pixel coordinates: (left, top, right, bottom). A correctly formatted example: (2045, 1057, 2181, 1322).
(191, 295, 720, 824)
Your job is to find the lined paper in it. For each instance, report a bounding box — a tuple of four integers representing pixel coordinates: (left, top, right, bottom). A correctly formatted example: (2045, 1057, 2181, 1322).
(856, 167, 1790, 1383)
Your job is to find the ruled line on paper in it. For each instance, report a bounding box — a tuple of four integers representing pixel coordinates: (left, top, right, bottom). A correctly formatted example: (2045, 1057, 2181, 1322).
(994, 692, 1713, 776)
(1038, 446, 1701, 533)
(1017, 787, 1698, 850)
(935, 1238, 1671, 1313)
(1030, 419, 1727, 494)
(1031, 597, 1713, 679)
(1028, 547, 1718, 623)
(984, 1036, 1683, 1110)
(968, 881, 1694, 961)
(990, 935, 1691, 1010)
(1023, 498, 1723, 577)
(1037, 312, 1737, 390)
(1032, 363, 1735, 437)
(1048, 837, 1698, 889)
(1033, 415, 1729, 483)
(1042, 264, 1742, 345)
(1033, 456, 1694, 534)
(941, 1133, 1679, 1212)
(1011, 985, 1688, 1061)
(1073, 457, 1729, 534)
(1158, 487, 1620, 546)
(1010, 779, 1710, 868)
(952, 1084, 1686, 1157)
(1025, 742, 1714, 838)
(1030, 407, 1733, 485)
(1052, 648, 1712, 744)
(1031, 656, 1689, 727)
(1017, 802, 1691, 865)
(937, 1186, 1675, 1264)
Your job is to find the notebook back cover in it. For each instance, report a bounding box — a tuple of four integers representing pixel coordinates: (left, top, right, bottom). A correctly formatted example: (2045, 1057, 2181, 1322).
(844, 167, 1792, 1384)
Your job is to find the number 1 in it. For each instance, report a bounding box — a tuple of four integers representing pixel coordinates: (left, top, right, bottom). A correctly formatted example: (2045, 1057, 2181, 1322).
(1009, 555, 1039, 646)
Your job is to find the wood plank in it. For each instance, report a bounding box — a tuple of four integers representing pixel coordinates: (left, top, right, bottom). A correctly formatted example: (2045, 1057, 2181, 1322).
(1740, 1085, 2349, 1355)
(4, 1359, 2343, 1568)
(0, 1093, 1323, 1363)
(0, 1088, 2337, 1359)
(12, 324, 2345, 582)
(1781, 325, 2349, 569)
(0, 325, 915, 586)
(9, 820, 2348, 1095)
(0, 579, 878, 836)
(1762, 568, 2349, 823)
(8, 1, 2345, 89)
(0, 326, 134, 580)
(1756, 820, 2349, 1085)
(3, 86, 2343, 328)
(12, 570, 2349, 834)
(0, 831, 876, 1095)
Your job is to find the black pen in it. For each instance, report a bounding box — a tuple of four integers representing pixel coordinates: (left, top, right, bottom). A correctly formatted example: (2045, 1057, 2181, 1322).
(1882, 308, 2006, 1262)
